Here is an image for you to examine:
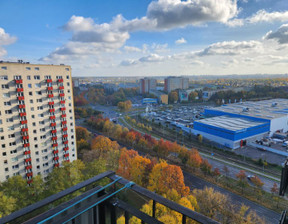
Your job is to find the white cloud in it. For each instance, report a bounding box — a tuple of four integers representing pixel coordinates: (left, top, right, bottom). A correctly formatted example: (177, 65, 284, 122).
(225, 18, 244, 27)
(175, 37, 187, 45)
(0, 28, 17, 57)
(248, 10, 288, 24)
(123, 46, 142, 52)
(264, 24, 288, 44)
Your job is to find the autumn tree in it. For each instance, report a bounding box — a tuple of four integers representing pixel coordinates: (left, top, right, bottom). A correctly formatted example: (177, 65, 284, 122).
(169, 91, 178, 103)
(200, 159, 212, 175)
(236, 170, 248, 194)
(271, 183, 280, 208)
(76, 126, 90, 141)
(188, 91, 198, 101)
(117, 148, 139, 180)
(130, 155, 152, 187)
(91, 135, 120, 157)
(187, 149, 202, 170)
(117, 100, 132, 111)
(213, 168, 221, 181)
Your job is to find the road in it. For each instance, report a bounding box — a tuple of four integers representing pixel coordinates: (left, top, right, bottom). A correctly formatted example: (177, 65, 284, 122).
(183, 171, 280, 224)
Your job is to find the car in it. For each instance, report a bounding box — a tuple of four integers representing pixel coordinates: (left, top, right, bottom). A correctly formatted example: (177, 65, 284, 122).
(247, 175, 255, 180)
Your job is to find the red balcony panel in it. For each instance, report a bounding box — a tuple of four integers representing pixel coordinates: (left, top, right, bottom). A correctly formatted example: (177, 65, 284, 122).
(61, 114, 66, 118)
(27, 179, 33, 184)
(53, 156, 59, 161)
(58, 79, 63, 83)
(62, 121, 67, 125)
(64, 153, 69, 158)
(21, 128, 28, 132)
(18, 105, 25, 109)
(22, 136, 29, 140)
(60, 100, 65, 104)
(62, 127, 68, 132)
(63, 134, 68, 138)
(47, 86, 53, 91)
(18, 96, 24, 101)
(53, 149, 59, 154)
(48, 94, 54, 98)
(52, 136, 57, 141)
(49, 108, 55, 113)
(49, 115, 56, 120)
(51, 130, 57, 134)
(21, 120, 27, 125)
(15, 79, 23, 84)
(59, 93, 65, 97)
(50, 122, 56, 127)
(59, 86, 64, 90)
(48, 101, 54, 106)
(25, 158, 31, 163)
(24, 150, 31, 155)
(46, 79, 52, 83)
(63, 140, 68, 145)
(54, 163, 60, 168)
(52, 143, 58, 147)
(25, 165, 32, 170)
(26, 172, 33, 177)
(64, 147, 69, 151)
(60, 107, 66, 111)
(20, 112, 26, 117)
(16, 88, 23, 92)
(23, 143, 30, 148)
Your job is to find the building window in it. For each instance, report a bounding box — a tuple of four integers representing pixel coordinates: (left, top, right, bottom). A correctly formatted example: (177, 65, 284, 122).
(35, 67, 39, 70)
(37, 99, 42, 103)
(2, 144, 5, 148)
(0, 75, 8, 80)
(32, 115, 35, 119)
(4, 160, 7, 164)
(27, 76, 31, 80)
(65, 68, 69, 71)
(33, 130, 37, 134)
(35, 151, 39, 155)
(1, 66, 7, 70)
(4, 101, 11, 106)
(32, 122, 36, 126)
(29, 92, 33, 96)
(26, 67, 31, 70)
(37, 106, 43, 110)
(31, 107, 34, 111)
(2, 152, 6, 156)
(34, 75, 40, 80)
(8, 126, 14, 131)
(0, 120, 2, 124)
(34, 137, 37, 141)
(36, 91, 42, 95)
(30, 99, 33, 103)
(28, 84, 32, 88)
(9, 142, 16, 146)
(67, 82, 70, 86)
(1, 136, 4, 140)
(8, 134, 15, 138)
(6, 118, 13, 123)
(0, 128, 3, 133)
(5, 110, 12, 114)
(3, 93, 10, 98)
(5, 168, 8, 172)
(1, 84, 9, 89)
(35, 83, 41, 88)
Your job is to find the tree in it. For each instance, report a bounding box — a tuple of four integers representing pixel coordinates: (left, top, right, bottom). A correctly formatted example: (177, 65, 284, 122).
(169, 91, 178, 103)
(0, 192, 17, 218)
(223, 165, 230, 182)
(76, 126, 90, 141)
(130, 156, 152, 187)
(117, 100, 132, 111)
(236, 170, 248, 194)
(117, 148, 139, 179)
(213, 168, 221, 181)
(188, 91, 198, 101)
(91, 135, 120, 157)
(200, 159, 212, 175)
(271, 183, 280, 208)
(251, 176, 264, 199)
(187, 149, 202, 170)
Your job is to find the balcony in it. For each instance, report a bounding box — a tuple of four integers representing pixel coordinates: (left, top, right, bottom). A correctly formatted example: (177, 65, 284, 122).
(53, 149, 59, 154)
(19, 112, 26, 117)
(53, 156, 59, 161)
(21, 120, 27, 125)
(26, 172, 33, 177)
(52, 143, 58, 147)
(18, 105, 25, 109)
(61, 114, 66, 118)
(47, 86, 53, 91)
(46, 79, 52, 83)
(52, 136, 57, 141)
(50, 122, 56, 127)
(64, 153, 69, 158)
(23, 143, 30, 148)
(24, 150, 31, 155)
(60, 107, 66, 111)
(48, 101, 54, 106)
(62, 121, 67, 125)
(16, 88, 24, 92)
(49, 115, 56, 120)
(60, 100, 65, 104)
(59, 93, 65, 97)
(25, 165, 32, 170)
(51, 130, 57, 134)
(58, 79, 63, 83)
(21, 128, 28, 133)
(59, 86, 64, 90)
(64, 147, 69, 151)
(27, 179, 33, 184)
(22, 136, 29, 140)
(63, 140, 68, 145)
(48, 94, 54, 98)
(62, 127, 68, 132)
(15, 79, 23, 84)
(18, 96, 24, 101)
(54, 163, 60, 168)
(62, 134, 68, 138)
(25, 158, 31, 163)
(49, 108, 55, 113)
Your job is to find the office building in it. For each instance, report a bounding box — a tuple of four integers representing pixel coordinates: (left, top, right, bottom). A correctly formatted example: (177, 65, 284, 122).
(139, 78, 157, 94)
(0, 61, 77, 183)
(164, 77, 189, 93)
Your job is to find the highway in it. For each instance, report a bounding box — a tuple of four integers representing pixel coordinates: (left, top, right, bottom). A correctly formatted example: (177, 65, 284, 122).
(183, 171, 280, 224)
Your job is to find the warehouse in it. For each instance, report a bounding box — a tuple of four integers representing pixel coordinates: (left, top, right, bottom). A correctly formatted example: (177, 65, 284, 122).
(193, 116, 270, 149)
(193, 99, 288, 149)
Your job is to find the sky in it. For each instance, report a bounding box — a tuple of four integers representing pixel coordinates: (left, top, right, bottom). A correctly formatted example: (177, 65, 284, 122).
(1, 0, 288, 77)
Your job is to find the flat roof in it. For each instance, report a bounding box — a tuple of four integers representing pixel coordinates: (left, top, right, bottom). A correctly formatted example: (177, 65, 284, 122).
(207, 98, 288, 120)
(196, 115, 267, 132)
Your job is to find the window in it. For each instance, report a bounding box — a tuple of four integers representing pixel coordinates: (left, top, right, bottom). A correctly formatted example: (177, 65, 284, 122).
(43, 162, 49, 167)
(72, 141, 74, 145)
(0, 75, 8, 80)
(56, 76, 63, 79)
(40, 128, 46, 132)
(34, 137, 37, 141)
(2, 144, 5, 148)
(12, 165, 19, 170)
(33, 130, 37, 134)
(67, 82, 70, 86)
(4, 160, 7, 164)
(5, 168, 8, 172)
(4, 101, 11, 106)
(28, 84, 32, 88)
(32, 122, 36, 126)
(45, 76, 51, 79)
(9, 142, 16, 146)
(27, 76, 31, 80)
(5, 110, 12, 114)
(32, 115, 35, 119)
(35, 151, 39, 155)
(6, 118, 13, 123)
(65, 68, 69, 71)
(29, 92, 33, 96)
(26, 67, 31, 70)
(66, 75, 69, 79)
(34, 75, 40, 80)
(35, 144, 38, 148)
(3, 93, 10, 98)
(37, 106, 43, 110)
(8, 134, 15, 138)
(1, 84, 9, 89)
(37, 165, 40, 169)
(39, 121, 44, 125)
(35, 67, 39, 70)
(36, 91, 42, 95)
(1, 66, 7, 70)
(31, 107, 34, 111)
(14, 75, 21, 80)
(43, 156, 48, 161)
(37, 99, 42, 103)
(1, 136, 4, 140)
(0, 120, 2, 124)
(69, 110, 72, 113)
(71, 135, 74, 139)
(8, 126, 14, 131)
(68, 96, 71, 100)
(38, 114, 44, 118)
(36, 159, 40, 163)
(35, 83, 41, 88)
(30, 99, 33, 103)
(0, 128, 3, 133)
(42, 149, 47, 153)
(2, 152, 6, 156)
(10, 149, 17, 154)
(68, 90, 70, 93)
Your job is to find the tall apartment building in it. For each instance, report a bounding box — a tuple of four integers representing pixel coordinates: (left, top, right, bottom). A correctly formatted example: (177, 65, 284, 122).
(139, 78, 157, 94)
(0, 61, 77, 183)
(164, 77, 189, 93)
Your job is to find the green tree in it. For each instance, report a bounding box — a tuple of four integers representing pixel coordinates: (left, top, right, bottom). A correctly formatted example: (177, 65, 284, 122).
(0, 191, 17, 218)
(236, 170, 248, 194)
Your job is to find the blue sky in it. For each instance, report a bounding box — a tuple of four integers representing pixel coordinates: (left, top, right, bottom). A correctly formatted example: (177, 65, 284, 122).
(1, 0, 288, 76)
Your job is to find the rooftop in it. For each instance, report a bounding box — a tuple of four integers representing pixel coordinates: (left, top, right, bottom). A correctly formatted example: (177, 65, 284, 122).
(195, 115, 267, 132)
(208, 98, 288, 120)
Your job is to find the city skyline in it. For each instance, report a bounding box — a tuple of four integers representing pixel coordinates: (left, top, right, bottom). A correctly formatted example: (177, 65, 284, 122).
(1, 0, 288, 76)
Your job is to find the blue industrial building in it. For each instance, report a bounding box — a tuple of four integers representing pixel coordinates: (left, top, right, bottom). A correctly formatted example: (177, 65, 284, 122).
(142, 98, 158, 104)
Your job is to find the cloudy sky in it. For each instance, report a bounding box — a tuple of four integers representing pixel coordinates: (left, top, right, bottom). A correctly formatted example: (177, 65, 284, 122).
(1, 0, 288, 77)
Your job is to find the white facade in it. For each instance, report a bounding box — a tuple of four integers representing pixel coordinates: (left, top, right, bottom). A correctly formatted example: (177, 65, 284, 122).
(164, 77, 189, 93)
(0, 62, 77, 183)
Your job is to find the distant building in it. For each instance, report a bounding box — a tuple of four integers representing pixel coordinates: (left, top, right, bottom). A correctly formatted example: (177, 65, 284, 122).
(139, 78, 157, 94)
(72, 78, 79, 87)
(142, 98, 158, 104)
(164, 77, 189, 93)
(149, 90, 168, 104)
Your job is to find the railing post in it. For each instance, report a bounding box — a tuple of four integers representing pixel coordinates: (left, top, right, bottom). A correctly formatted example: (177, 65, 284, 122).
(98, 190, 106, 224)
(152, 200, 156, 218)
(110, 203, 116, 224)
(93, 206, 97, 224)
(125, 211, 129, 224)
(182, 214, 186, 224)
